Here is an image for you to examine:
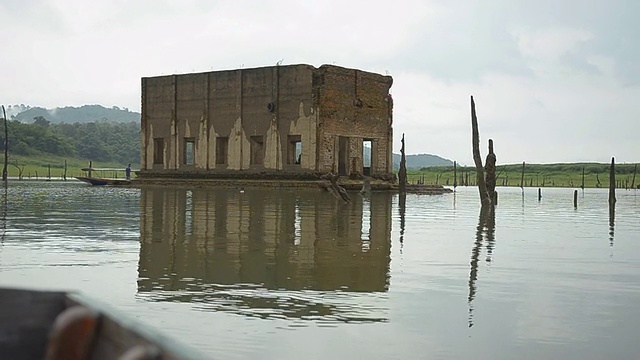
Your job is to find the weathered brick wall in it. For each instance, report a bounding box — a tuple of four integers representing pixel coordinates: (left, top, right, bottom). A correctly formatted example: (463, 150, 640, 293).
(141, 64, 392, 180)
(315, 65, 393, 176)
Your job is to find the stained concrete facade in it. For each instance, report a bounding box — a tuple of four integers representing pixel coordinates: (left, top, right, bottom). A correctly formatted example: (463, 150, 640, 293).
(139, 64, 394, 181)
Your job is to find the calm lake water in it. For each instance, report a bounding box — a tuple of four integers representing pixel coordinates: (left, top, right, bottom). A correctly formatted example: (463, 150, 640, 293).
(1, 181, 639, 359)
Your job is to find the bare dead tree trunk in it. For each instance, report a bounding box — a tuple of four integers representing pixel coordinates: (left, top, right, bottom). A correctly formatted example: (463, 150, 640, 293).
(470, 96, 490, 206)
(609, 157, 616, 205)
(2, 106, 7, 182)
(398, 133, 407, 193)
(12, 161, 24, 180)
(484, 139, 496, 202)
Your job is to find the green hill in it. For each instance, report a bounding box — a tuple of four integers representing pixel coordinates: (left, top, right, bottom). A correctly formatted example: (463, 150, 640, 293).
(11, 104, 140, 124)
(392, 153, 453, 169)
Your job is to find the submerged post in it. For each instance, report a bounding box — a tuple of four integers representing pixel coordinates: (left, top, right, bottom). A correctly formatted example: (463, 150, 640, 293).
(574, 190, 578, 208)
(609, 157, 616, 205)
(453, 161, 457, 190)
(581, 167, 585, 190)
(470, 96, 490, 206)
(398, 133, 407, 193)
(88, 161, 92, 178)
(631, 164, 637, 190)
(538, 187, 542, 201)
(520, 161, 525, 189)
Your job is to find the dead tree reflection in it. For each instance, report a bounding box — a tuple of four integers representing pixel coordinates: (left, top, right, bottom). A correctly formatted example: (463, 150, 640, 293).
(398, 192, 406, 254)
(609, 203, 615, 248)
(0, 182, 6, 244)
(468, 205, 496, 328)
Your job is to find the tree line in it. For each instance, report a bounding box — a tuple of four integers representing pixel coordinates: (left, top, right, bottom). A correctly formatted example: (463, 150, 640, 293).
(0, 116, 140, 165)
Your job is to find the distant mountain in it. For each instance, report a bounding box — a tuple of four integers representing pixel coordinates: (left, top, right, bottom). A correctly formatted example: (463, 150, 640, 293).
(11, 104, 140, 124)
(363, 146, 452, 169)
(392, 153, 453, 169)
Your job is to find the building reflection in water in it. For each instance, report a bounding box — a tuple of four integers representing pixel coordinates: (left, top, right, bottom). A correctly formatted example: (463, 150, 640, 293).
(138, 187, 392, 323)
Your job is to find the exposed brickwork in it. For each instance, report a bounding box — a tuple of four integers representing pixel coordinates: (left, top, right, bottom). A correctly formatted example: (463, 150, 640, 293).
(141, 64, 394, 183)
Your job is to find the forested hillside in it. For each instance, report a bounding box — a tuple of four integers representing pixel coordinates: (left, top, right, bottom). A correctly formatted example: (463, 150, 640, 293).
(1, 117, 140, 165)
(10, 104, 140, 123)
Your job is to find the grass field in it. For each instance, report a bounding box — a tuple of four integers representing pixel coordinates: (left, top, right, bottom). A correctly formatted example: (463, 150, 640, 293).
(407, 163, 640, 189)
(4, 155, 132, 179)
(3, 155, 638, 189)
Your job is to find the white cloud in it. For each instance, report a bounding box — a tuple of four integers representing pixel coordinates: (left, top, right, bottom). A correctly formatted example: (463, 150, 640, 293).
(0, 0, 638, 164)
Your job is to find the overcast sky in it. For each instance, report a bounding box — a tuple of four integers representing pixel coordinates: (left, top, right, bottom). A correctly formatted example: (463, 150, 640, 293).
(1, 0, 638, 164)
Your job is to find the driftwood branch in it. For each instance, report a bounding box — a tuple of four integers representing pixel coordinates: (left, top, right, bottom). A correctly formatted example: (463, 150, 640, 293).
(471, 96, 490, 206)
(320, 173, 351, 203)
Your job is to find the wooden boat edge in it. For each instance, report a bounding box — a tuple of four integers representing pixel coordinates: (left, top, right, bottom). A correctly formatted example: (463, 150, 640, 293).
(0, 287, 207, 360)
(66, 291, 207, 359)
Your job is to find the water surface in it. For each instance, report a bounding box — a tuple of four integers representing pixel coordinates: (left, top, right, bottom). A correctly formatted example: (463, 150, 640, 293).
(1, 181, 639, 359)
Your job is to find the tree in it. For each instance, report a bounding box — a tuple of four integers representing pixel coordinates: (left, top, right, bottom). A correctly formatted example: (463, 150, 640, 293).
(33, 116, 50, 127)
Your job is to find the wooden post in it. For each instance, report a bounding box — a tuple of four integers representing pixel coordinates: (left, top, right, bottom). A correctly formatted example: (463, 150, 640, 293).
(1, 105, 7, 182)
(88, 161, 92, 178)
(470, 96, 490, 205)
(453, 161, 457, 190)
(574, 190, 578, 208)
(520, 161, 525, 189)
(398, 133, 407, 193)
(48, 164, 51, 180)
(609, 157, 616, 205)
(632, 164, 637, 190)
(63, 160, 67, 181)
(538, 187, 541, 201)
(581, 167, 585, 190)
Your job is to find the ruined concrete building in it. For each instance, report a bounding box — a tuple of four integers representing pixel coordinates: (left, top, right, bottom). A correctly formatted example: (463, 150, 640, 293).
(139, 64, 394, 183)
